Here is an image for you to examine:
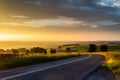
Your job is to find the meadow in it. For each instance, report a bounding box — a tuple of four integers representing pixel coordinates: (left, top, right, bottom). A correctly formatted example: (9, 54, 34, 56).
(0, 42, 120, 78)
(76, 43, 120, 74)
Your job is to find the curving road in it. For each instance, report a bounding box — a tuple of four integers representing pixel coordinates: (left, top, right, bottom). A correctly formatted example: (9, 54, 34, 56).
(0, 54, 106, 80)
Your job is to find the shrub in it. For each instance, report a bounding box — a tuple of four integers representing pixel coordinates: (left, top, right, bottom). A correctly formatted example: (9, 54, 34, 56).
(88, 44, 97, 52)
(66, 47, 71, 52)
(31, 47, 47, 54)
(100, 44, 108, 51)
(50, 49, 56, 54)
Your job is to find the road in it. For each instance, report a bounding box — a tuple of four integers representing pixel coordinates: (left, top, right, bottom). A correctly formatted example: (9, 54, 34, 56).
(86, 66, 115, 80)
(0, 54, 105, 80)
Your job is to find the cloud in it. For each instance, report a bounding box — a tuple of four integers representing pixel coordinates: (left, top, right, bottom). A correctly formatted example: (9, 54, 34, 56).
(0, 22, 22, 26)
(0, 16, 99, 30)
(97, 20, 120, 25)
(25, 0, 98, 10)
(1, 0, 120, 33)
(98, 0, 120, 7)
(0, 17, 82, 27)
(91, 25, 99, 28)
(24, 0, 120, 21)
(10, 15, 29, 19)
(22, 17, 82, 27)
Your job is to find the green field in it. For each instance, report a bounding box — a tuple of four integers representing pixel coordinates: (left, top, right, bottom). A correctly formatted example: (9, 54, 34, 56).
(0, 42, 120, 76)
(78, 43, 120, 74)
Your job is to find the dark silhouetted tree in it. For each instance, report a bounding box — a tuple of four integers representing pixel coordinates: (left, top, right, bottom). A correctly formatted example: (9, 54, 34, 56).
(100, 44, 108, 51)
(58, 46, 62, 49)
(11, 49, 19, 54)
(18, 48, 30, 54)
(50, 49, 56, 54)
(0, 49, 5, 54)
(88, 44, 97, 52)
(66, 47, 71, 52)
(31, 47, 47, 54)
(44, 50, 47, 54)
(25, 49, 30, 54)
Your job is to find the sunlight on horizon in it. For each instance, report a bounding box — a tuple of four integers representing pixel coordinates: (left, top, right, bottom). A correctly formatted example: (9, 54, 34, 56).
(0, 33, 55, 41)
(0, 0, 120, 41)
(0, 34, 34, 41)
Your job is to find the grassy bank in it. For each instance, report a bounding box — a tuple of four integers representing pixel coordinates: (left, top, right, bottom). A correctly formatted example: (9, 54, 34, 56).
(102, 51, 120, 74)
(86, 51, 120, 74)
(0, 50, 120, 76)
(0, 53, 81, 70)
(92, 51, 120, 80)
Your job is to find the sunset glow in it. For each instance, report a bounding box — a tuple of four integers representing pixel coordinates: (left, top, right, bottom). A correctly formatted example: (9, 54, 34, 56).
(0, 0, 120, 41)
(0, 34, 28, 41)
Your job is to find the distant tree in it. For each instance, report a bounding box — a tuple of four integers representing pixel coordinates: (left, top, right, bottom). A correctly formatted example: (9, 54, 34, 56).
(11, 49, 19, 54)
(6, 49, 11, 54)
(88, 44, 97, 52)
(31, 47, 47, 54)
(25, 49, 30, 54)
(50, 49, 56, 54)
(58, 46, 62, 49)
(0, 49, 5, 54)
(43, 49, 47, 54)
(66, 47, 71, 52)
(100, 44, 108, 51)
(18, 48, 29, 54)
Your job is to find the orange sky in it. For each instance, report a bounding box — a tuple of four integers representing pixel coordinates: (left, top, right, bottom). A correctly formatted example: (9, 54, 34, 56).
(0, 16, 119, 41)
(0, 0, 120, 41)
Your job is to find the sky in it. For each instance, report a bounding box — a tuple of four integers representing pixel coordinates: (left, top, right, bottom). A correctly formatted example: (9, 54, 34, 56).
(0, 0, 120, 41)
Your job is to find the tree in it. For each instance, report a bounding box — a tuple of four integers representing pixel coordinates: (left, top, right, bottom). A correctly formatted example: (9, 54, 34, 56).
(66, 47, 71, 52)
(100, 44, 108, 51)
(31, 47, 47, 54)
(25, 49, 30, 54)
(50, 49, 56, 54)
(11, 49, 19, 54)
(88, 44, 97, 52)
(0, 49, 5, 54)
(58, 46, 62, 49)
(18, 48, 30, 54)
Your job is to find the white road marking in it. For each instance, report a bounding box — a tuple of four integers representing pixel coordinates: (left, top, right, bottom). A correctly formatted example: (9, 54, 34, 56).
(1, 55, 92, 80)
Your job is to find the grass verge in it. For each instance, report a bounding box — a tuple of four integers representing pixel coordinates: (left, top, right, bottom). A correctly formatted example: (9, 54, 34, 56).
(86, 51, 120, 74)
(1, 51, 120, 75)
(0, 53, 81, 70)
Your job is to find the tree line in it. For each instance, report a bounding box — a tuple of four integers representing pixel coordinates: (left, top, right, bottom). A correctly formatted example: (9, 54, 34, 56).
(0, 44, 108, 54)
(0, 47, 57, 54)
(88, 44, 108, 52)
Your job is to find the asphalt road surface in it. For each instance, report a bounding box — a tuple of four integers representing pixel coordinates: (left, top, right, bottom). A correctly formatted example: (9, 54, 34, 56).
(0, 54, 108, 80)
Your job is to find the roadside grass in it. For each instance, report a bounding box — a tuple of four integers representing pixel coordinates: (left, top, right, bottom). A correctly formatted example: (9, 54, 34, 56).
(85, 51, 120, 74)
(0, 43, 120, 75)
(0, 52, 81, 70)
(76, 43, 120, 74)
(0, 51, 120, 74)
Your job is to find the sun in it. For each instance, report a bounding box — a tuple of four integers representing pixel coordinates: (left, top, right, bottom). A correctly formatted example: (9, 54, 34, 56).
(0, 34, 26, 41)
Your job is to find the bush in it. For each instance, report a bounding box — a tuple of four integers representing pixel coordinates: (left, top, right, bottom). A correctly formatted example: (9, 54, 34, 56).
(31, 47, 47, 54)
(88, 44, 97, 52)
(66, 47, 71, 52)
(11, 49, 19, 54)
(50, 49, 56, 54)
(100, 44, 108, 51)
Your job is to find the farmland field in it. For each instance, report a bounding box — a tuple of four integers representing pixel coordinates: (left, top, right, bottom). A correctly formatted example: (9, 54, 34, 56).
(0, 41, 120, 79)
